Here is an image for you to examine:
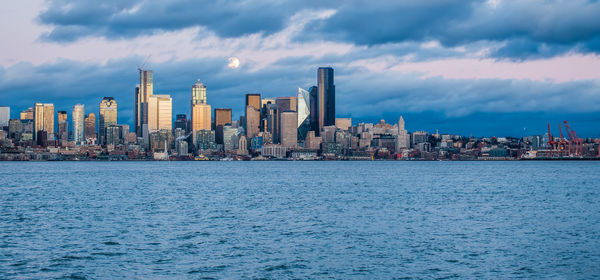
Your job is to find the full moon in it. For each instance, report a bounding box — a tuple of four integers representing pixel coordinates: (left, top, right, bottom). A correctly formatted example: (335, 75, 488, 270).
(228, 57, 240, 69)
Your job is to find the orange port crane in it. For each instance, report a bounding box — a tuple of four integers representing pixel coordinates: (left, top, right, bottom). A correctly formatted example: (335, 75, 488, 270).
(563, 121, 583, 156)
(557, 123, 569, 156)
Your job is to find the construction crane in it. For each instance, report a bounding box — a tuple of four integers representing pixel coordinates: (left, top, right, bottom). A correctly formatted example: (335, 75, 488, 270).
(137, 55, 151, 73)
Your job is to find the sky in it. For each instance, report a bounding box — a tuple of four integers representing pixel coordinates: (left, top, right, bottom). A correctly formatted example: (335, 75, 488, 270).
(0, 0, 599, 137)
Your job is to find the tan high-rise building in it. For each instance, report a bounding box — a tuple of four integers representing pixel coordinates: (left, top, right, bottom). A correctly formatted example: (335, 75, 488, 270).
(99, 97, 118, 145)
(20, 108, 34, 120)
(214, 108, 232, 127)
(275, 97, 296, 143)
(245, 105, 260, 140)
(33, 103, 54, 141)
(335, 118, 352, 131)
(246, 93, 261, 111)
(148, 94, 172, 132)
(279, 111, 298, 149)
(192, 80, 207, 105)
(191, 103, 211, 144)
(85, 113, 96, 141)
(72, 104, 85, 144)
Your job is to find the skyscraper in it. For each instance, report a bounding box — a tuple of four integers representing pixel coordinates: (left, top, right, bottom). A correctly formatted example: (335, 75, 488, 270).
(280, 111, 298, 149)
(20, 108, 34, 120)
(191, 103, 211, 144)
(308, 86, 318, 134)
(191, 80, 207, 105)
(136, 70, 153, 137)
(148, 94, 172, 132)
(33, 103, 54, 141)
(57, 111, 68, 143)
(0, 106, 9, 127)
(134, 86, 140, 136)
(275, 96, 296, 143)
(84, 113, 96, 142)
(245, 93, 261, 140)
(396, 116, 410, 149)
(317, 67, 335, 133)
(99, 97, 118, 145)
(72, 104, 85, 144)
(174, 114, 188, 132)
(214, 108, 232, 127)
(297, 88, 311, 141)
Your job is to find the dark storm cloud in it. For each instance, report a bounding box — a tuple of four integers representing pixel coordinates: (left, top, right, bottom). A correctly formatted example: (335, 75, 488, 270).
(38, 0, 600, 59)
(1, 57, 599, 137)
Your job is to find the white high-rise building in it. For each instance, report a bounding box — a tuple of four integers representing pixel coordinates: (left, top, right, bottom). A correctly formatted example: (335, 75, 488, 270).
(72, 104, 85, 144)
(148, 94, 172, 132)
(396, 116, 410, 149)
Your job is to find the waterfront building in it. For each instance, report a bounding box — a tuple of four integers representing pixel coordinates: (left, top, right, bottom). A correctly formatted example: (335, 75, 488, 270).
(0, 106, 9, 127)
(251, 134, 263, 151)
(280, 111, 298, 149)
(99, 97, 117, 145)
(149, 129, 173, 153)
(34, 103, 54, 141)
(412, 131, 428, 148)
(84, 113, 96, 143)
(317, 67, 335, 134)
(72, 104, 85, 145)
(297, 88, 311, 141)
(176, 140, 188, 156)
(20, 108, 33, 120)
(261, 144, 286, 158)
(148, 94, 172, 132)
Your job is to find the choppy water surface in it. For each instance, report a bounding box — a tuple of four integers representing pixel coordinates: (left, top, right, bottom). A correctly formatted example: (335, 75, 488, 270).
(1, 161, 599, 279)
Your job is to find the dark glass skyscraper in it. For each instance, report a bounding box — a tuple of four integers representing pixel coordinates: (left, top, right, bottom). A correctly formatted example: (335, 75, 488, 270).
(309, 86, 318, 135)
(317, 67, 335, 135)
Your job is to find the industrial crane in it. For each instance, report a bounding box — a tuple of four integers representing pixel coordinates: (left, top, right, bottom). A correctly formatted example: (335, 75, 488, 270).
(547, 124, 557, 157)
(563, 121, 583, 156)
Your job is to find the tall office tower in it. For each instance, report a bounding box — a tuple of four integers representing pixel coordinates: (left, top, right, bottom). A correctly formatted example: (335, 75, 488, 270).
(20, 107, 34, 120)
(308, 86, 318, 134)
(317, 67, 335, 133)
(0, 106, 10, 127)
(264, 103, 277, 142)
(297, 88, 311, 141)
(139, 70, 153, 124)
(8, 119, 23, 141)
(246, 93, 261, 111)
(134, 86, 140, 136)
(148, 94, 172, 132)
(396, 116, 410, 149)
(99, 97, 118, 145)
(57, 111, 68, 143)
(174, 114, 188, 132)
(275, 96, 296, 143)
(279, 111, 298, 149)
(245, 105, 260, 140)
(191, 80, 207, 105)
(245, 93, 261, 139)
(214, 108, 232, 127)
(72, 104, 85, 144)
(33, 103, 54, 141)
(191, 103, 211, 144)
(260, 98, 275, 131)
(84, 113, 96, 141)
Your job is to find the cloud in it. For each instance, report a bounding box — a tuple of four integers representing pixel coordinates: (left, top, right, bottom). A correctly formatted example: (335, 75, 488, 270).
(36, 0, 600, 60)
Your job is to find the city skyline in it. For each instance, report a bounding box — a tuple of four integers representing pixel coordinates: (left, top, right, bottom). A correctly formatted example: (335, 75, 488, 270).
(1, 1, 600, 137)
